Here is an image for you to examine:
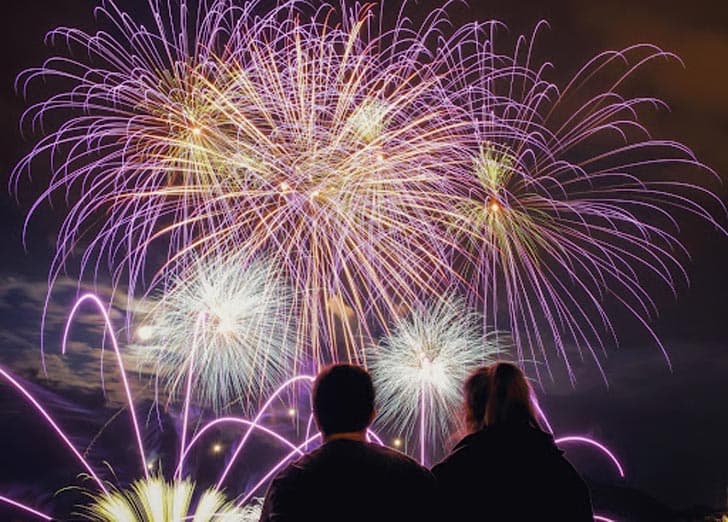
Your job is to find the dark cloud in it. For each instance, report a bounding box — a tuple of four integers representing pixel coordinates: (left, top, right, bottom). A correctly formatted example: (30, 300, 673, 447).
(0, 275, 155, 407)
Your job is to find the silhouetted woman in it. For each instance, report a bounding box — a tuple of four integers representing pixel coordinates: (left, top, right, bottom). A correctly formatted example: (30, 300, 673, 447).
(432, 362, 593, 521)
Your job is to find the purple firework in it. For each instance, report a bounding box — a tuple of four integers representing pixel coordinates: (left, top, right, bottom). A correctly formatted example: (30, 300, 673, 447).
(437, 21, 725, 382)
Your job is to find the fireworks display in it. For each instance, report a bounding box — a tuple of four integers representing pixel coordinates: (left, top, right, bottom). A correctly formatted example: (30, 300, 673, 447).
(3, 0, 725, 519)
(12, 0, 459, 362)
(12, 0, 723, 377)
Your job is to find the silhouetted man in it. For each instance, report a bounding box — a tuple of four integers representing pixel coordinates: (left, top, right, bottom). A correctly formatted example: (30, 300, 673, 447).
(259, 364, 437, 522)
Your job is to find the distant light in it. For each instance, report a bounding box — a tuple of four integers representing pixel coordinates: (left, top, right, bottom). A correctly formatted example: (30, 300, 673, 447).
(279, 181, 291, 192)
(191, 126, 202, 137)
(137, 325, 155, 341)
(376, 152, 384, 163)
(212, 443, 223, 454)
(489, 200, 501, 213)
(393, 438, 402, 448)
(287, 408, 296, 417)
(146, 460, 155, 471)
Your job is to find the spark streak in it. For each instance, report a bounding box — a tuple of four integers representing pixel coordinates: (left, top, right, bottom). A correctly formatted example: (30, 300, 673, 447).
(63, 293, 148, 479)
(0, 495, 53, 521)
(0, 365, 108, 494)
(555, 436, 625, 478)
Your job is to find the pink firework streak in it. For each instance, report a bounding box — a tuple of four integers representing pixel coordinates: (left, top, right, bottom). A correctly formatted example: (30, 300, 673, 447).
(536, 395, 625, 478)
(555, 436, 625, 479)
(0, 495, 52, 521)
(538, 395, 625, 521)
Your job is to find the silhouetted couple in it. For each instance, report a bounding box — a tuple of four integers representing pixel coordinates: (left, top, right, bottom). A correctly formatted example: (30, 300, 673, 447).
(259, 363, 593, 521)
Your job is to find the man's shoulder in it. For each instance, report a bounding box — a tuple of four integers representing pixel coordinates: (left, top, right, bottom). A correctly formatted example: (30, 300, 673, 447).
(269, 449, 321, 487)
(363, 443, 434, 479)
(365, 442, 419, 463)
(261, 441, 439, 521)
(273, 441, 433, 485)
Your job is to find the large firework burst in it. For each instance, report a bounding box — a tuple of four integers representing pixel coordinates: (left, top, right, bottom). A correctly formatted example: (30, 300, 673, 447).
(13, 0, 460, 362)
(12, 1, 724, 378)
(133, 253, 297, 413)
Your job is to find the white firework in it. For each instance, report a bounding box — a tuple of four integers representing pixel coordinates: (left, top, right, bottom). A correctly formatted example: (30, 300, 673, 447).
(369, 296, 502, 462)
(80, 477, 246, 521)
(134, 254, 297, 413)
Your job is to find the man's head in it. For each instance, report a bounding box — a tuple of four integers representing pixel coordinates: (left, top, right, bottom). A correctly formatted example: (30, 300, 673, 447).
(312, 364, 375, 437)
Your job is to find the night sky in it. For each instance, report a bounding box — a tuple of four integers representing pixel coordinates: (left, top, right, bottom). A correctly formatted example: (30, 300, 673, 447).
(1, 0, 727, 519)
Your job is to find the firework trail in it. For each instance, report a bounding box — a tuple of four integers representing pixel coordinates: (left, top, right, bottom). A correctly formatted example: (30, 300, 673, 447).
(0, 495, 52, 521)
(438, 21, 726, 382)
(555, 436, 625, 478)
(132, 253, 297, 413)
(369, 296, 501, 464)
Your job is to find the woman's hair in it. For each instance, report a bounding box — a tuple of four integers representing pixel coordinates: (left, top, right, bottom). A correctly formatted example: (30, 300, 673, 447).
(484, 361, 538, 427)
(463, 367, 491, 433)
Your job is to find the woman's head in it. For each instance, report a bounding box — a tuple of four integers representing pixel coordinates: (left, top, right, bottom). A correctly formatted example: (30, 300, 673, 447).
(485, 361, 537, 427)
(463, 366, 491, 432)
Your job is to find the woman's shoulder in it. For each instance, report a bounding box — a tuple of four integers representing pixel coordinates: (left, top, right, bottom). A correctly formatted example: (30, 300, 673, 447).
(488, 423, 559, 448)
(447, 429, 494, 456)
(432, 430, 492, 475)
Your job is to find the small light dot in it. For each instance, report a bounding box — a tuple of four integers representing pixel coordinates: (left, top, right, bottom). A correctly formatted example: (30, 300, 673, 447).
(393, 438, 402, 448)
(376, 153, 384, 163)
(212, 443, 223, 454)
(279, 181, 291, 192)
(191, 127, 202, 137)
(287, 408, 296, 417)
(137, 325, 154, 341)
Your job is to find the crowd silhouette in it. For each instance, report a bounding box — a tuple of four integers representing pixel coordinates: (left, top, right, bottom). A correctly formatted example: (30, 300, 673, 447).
(259, 362, 593, 521)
